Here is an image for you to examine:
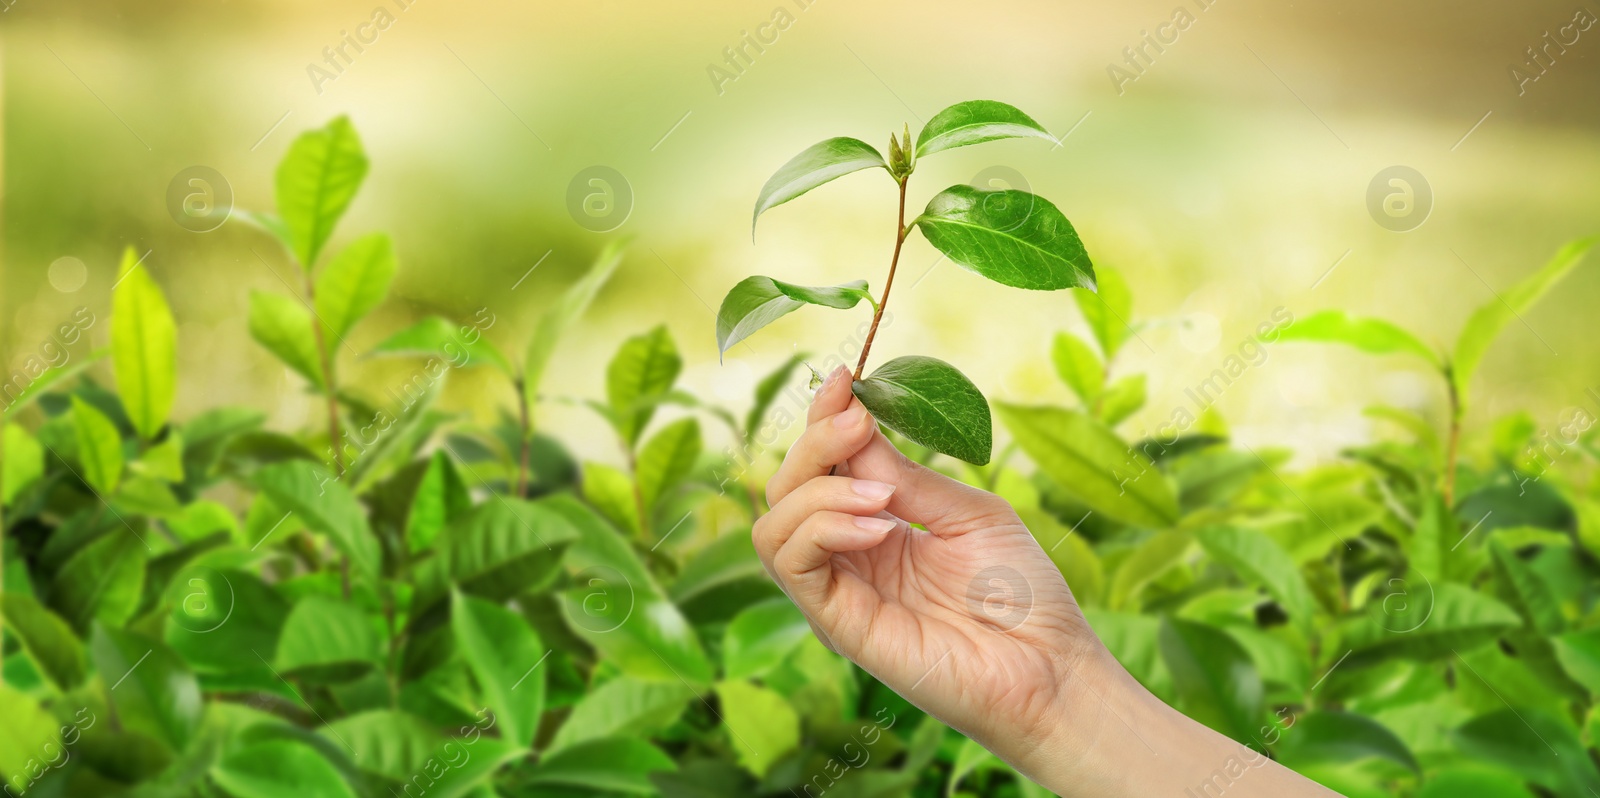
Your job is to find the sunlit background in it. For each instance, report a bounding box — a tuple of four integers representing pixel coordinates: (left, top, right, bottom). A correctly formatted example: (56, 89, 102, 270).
(5, 0, 1599, 468)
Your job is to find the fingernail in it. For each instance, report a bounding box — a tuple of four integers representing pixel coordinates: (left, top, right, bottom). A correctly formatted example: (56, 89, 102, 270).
(833, 403, 867, 429)
(850, 479, 895, 500)
(854, 516, 898, 534)
(815, 365, 846, 398)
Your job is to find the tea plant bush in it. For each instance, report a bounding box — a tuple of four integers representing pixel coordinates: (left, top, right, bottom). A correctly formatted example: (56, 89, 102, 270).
(1, 116, 1597, 797)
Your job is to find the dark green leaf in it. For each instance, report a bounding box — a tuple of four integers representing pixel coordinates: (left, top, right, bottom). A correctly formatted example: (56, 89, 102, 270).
(165, 570, 291, 675)
(715, 276, 872, 356)
(90, 625, 202, 752)
(0, 593, 86, 691)
(1550, 627, 1600, 694)
(524, 737, 676, 794)
(275, 115, 369, 268)
(315, 233, 396, 340)
(548, 675, 691, 754)
(452, 590, 545, 748)
(607, 325, 681, 447)
(1454, 707, 1600, 795)
(51, 528, 147, 633)
(248, 291, 325, 388)
(274, 596, 380, 683)
(752, 137, 885, 233)
(1343, 582, 1520, 665)
(427, 499, 579, 607)
(254, 460, 381, 583)
(637, 418, 701, 512)
(212, 740, 358, 798)
(914, 100, 1054, 157)
(318, 710, 443, 781)
(722, 598, 810, 680)
(71, 395, 124, 495)
(996, 403, 1178, 527)
(1489, 538, 1564, 636)
(1196, 526, 1316, 637)
(852, 355, 991, 465)
(111, 246, 178, 439)
(1275, 710, 1419, 771)
(1158, 617, 1264, 744)
(914, 184, 1094, 291)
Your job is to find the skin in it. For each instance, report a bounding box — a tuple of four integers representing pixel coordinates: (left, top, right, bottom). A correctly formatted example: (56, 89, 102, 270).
(753, 366, 1341, 798)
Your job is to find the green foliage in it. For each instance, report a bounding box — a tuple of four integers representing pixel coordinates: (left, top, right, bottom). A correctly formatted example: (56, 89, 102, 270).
(730, 99, 1094, 464)
(2, 115, 1595, 798)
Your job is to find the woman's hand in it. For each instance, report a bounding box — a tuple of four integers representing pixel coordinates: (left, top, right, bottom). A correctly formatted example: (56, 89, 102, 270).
(753, 366, 1342, 798)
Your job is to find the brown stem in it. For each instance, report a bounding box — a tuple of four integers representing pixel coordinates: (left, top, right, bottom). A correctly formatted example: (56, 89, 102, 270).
(515, 379, 532, 497)
(854, 176, 910, 381)
(1443, 371, 1462, 508)
(305, 272, 348, 599)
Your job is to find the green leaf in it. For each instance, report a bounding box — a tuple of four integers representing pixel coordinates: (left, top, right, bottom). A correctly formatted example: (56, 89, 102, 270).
(548, 675, 692, 754)
(110, 246, 178, 439)
(607, 325, 681, 447)
(1416, 766, 1538, 798)
(0, 348, 107, 423)
(1158, 617, 1264, 744)
(524, 737, 676, 794)
(314, 233, 395, 340)
(914, 184, 1094, 291)
(1550, 627, 1600, 695)
(1050, 331, 1103, 404)
(0, 593, 87, 691)
(431, 499, 579, 606)
(248, 291, 325, 388)
(558, 590, 713, 686)
(715, 276, 872, 357)
(1275, 710, 1419, 771)
(723, 598, 810, 680)
(1108, 530, 1191, 610)
(1276, 309, 1440, 365)
(1453, 236, 1598, 405)
(525, 241, 627, 418)
(0, 684, 59, 788)
(212, 740, 358, 798)
(452, 591, 545, 748)
(52, 527, 147, 633)
(165, 569, 291, 676)
(1343, 582, 1520, 665)
(581, 461, 640, 536)
(1074, 265, 1132, 359)
(1195, 526, 1316, 637)
(2, 423, 44, 505)
(715, 680, 800, 778)
(915, 100, 1054, 158)
(996, 403, 1178, 528)
(852, 355, 992, 465)
(274, 596, 380, 683)
(71, 395, 124, 495)
(90, 625, 202, 751)
(318, 710, 442, 781)
(276, 115, 369, 268)
(371, 315, 512, 374)
(1097, 373, 1146, 427)
(1489, 538, 1564, 636)
(1454, 707, 1600, 795)
(135, 432, 186, 483)
(637, 418, 702, 513)
(405, 451, 471, 554)
(752, 137, 885, 232)
(253, 460, 381, 583)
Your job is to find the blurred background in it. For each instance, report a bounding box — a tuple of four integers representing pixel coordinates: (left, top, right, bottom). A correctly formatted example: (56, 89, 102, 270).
(4, 0, 1599, 467)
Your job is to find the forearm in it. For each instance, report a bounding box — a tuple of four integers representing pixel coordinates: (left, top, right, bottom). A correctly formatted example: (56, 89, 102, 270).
(1019, 651, 1341, 798)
